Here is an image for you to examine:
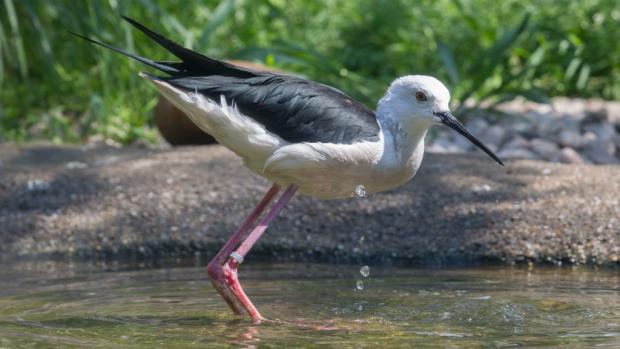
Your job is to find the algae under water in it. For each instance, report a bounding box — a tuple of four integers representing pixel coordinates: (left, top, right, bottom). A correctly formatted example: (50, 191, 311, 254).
(0, 260, 618, 348)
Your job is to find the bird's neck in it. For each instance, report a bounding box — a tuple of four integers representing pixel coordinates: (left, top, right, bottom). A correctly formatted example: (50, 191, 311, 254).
(376, 110, 428, 171)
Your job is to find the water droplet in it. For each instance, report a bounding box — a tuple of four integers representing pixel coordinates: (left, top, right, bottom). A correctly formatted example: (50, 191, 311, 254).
(360, 265, 370, 277)
(356, 280, 364, 290)
(354, 185, 366, 198)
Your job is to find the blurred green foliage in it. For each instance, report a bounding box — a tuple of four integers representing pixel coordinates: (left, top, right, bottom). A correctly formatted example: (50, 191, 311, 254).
(1, 0, 619, 143)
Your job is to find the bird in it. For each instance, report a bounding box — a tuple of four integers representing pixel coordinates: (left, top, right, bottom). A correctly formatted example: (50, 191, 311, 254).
(74, 16, 503, 323)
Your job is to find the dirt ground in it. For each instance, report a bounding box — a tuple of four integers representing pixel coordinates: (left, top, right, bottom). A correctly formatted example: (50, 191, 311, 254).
(0, 143, 618, 266)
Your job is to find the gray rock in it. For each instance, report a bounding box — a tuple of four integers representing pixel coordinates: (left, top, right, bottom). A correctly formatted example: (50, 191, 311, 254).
(560, 117, 582, 133)
(535, 115, 563, 135)
(465, 118, 489, 135)
(558, 129, 583, 148)
(503, 121, 531, 134)
(580, 132, 598, 148)
(479, 125, 506, 153)
(501, 135, 530, 152)
(583, 140, 618, 164)
(448, 132, 474, 151)
(559, 147, 585, 164)
(583, 122, 617, 142)
(530, 138, 560, 161)
(427, 137, 465, 154)
(583, 108, 608, 124)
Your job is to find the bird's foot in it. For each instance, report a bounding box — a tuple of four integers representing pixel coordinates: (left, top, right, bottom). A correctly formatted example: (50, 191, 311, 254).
(207, 258, 264, 322)
(207, 260, 244, 315)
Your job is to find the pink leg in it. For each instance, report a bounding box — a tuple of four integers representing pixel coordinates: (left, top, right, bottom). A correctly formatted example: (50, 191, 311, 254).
(207, 183, 281, 314)
(219, 184, 298, 321)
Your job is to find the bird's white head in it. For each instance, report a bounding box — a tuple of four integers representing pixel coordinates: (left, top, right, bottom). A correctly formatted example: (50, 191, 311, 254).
(378, 75, 451, 127)
(378, 75, 504, 165)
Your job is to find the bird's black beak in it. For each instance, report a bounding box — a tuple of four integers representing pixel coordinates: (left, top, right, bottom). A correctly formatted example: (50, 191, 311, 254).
(433, 111, 504, 166)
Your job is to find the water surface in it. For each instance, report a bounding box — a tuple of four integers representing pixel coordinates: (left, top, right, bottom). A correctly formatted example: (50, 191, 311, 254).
(0, 260, 618, 348)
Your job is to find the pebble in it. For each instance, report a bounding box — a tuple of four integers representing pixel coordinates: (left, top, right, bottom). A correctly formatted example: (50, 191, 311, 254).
(472, 184, 492, 192)
(605, 102, 620, 124)
(65, 161, 88, 170)
(559, 147, 585, 164)
(27, 179, 50, 192)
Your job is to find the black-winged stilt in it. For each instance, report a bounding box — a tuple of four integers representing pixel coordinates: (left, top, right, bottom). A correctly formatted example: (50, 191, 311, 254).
(74, 17, 503, 322)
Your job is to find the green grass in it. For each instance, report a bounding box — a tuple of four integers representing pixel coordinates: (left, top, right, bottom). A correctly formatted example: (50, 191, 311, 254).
(1, 0, 619, 144)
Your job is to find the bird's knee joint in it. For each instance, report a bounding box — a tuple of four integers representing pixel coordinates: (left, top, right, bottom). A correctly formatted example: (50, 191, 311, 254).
(206, 261, 222, 280)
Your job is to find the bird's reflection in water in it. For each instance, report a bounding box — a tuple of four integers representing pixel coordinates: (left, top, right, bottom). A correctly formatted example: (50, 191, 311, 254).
(222, 320, 260, 349)
(223, 317, 342, 348)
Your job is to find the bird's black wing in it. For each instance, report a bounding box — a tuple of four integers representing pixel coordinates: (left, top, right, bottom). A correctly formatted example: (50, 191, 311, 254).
(154, 74, 381, 144)
(74, 16, 380, 144)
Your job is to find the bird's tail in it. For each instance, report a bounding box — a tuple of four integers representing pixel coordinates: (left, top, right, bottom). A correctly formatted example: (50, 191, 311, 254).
(70, 31, 182, 74)
(71, 16, 258, 78)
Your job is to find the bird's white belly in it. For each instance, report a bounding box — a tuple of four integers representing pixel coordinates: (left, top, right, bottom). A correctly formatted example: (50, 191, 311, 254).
(248, 140, 421, 199)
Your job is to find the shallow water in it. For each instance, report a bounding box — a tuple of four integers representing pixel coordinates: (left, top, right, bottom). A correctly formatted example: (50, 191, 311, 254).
(0, 260, 618, 348)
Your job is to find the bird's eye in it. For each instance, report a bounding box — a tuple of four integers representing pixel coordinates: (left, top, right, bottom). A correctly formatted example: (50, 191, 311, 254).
(415, 91, 427, 101)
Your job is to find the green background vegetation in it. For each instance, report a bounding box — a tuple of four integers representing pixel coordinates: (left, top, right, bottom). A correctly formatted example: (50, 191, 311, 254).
(1, 0, 619, 144)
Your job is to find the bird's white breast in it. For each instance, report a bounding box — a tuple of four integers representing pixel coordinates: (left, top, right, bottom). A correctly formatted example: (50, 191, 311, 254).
(260, 132, 425, 199)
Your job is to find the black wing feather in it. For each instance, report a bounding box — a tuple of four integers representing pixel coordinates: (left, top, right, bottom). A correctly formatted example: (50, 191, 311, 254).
(155, 74, 380, 144)
(75, 16, 381, 144)
(120, 16, 257, 78)
(70, 32, 182, 74)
